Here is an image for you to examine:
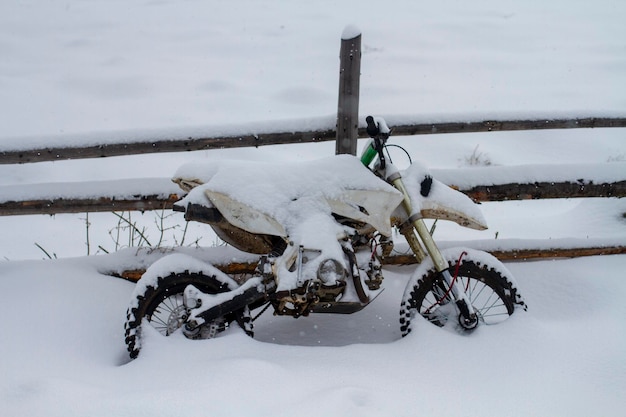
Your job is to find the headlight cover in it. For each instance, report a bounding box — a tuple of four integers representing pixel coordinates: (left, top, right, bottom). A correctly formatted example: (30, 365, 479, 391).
(317, 258, 346, 284)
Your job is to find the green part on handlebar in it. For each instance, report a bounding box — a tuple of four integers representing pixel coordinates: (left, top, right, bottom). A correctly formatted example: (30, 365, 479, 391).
(360, 144, 378, 166)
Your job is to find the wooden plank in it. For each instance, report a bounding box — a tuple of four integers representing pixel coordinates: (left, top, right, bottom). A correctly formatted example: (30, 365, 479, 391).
(383, 245, 626, 265)
(456, 180, 626, 201)
(112, 245, 626, 282)
(489, 246, 626, 260)
(0, 129, 337, 165)
(0, 194, 181, 216)
(379, 116, 626, 136)
(115, 260, 260, 282)
(0, 180, 623, 216)
(1, 116, 624, 164)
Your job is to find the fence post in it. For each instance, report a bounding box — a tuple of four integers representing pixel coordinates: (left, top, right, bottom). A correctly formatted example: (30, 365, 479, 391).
(335, 26, 362, 155)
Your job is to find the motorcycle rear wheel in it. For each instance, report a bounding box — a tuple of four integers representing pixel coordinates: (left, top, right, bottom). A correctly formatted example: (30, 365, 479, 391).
(400, 250, 524, 336)
(124, 271, 252, 359)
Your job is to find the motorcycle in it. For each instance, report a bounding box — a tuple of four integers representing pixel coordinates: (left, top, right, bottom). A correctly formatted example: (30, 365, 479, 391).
(124, 116, 526, 359)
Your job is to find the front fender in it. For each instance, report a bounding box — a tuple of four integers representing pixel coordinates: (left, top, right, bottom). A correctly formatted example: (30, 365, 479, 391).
(394, 162, 488, 230)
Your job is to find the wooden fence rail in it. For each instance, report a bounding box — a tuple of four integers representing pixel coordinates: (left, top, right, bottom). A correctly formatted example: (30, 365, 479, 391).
(113, 241, 626, 283)
(1, 116, 624, 165)
(1, 162, 624, 216)
(1, 180, 624, 216)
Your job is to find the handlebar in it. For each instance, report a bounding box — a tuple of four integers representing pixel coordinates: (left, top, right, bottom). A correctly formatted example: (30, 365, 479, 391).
(360, 115, 391, 168)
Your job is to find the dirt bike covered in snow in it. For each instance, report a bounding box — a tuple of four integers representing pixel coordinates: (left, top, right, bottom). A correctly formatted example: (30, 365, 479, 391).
(124, 116, 526, 358)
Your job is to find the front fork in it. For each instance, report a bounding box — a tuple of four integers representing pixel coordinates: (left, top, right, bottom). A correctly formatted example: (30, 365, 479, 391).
(389, 172, 478, 329)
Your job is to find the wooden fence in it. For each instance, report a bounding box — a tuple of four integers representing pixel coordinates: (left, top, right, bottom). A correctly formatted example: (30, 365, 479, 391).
(0, 28, 624, 263)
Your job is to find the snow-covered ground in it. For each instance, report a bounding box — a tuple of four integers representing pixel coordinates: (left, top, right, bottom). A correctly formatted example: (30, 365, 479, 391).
(1, 1, 625, 416)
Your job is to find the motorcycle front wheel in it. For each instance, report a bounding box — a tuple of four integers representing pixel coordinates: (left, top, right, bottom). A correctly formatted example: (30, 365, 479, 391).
(400, 248, 525, 336)
(124, 271, 252, 359)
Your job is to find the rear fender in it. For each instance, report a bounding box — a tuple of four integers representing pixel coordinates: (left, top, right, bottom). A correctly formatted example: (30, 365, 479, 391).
(205, 190, 287, 237)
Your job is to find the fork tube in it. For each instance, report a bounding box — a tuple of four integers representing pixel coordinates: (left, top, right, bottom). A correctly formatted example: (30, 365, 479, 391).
(399, 223, 427, 264)
(389, 176, 448, 272)
(412, 218, 448, 272)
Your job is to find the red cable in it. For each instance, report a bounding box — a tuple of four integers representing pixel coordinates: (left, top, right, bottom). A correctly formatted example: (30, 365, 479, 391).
(454, 251, 469, 291)
(424, 251, 468, 314)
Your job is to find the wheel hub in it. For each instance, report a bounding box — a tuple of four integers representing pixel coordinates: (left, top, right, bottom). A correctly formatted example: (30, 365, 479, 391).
(458, 312, 479, 330)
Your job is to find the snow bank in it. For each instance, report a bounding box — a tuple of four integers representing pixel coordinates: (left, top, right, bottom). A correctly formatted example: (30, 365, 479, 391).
(1, 252, 624, 417)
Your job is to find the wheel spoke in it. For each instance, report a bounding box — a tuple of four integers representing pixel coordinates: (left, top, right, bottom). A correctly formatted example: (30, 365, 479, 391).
(469, 280, 488, 304)
(467, 277, 480, 298)
(480, 310, 510, 319)
(479, 290, 499, 313)
(162, 295, 181, 312)
(150, 314, 169, 327)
